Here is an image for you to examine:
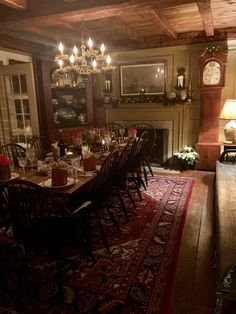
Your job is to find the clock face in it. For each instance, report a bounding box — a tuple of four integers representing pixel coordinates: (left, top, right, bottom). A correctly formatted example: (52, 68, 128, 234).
(203, 61, 221, 85)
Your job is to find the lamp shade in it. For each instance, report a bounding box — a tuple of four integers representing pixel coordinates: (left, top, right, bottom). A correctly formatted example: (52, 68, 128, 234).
(219, 99, 236, 120)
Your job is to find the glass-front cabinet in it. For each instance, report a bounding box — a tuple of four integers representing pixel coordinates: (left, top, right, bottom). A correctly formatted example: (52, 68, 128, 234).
(52, 86, 88, 127)
(51, 70, 94, 127)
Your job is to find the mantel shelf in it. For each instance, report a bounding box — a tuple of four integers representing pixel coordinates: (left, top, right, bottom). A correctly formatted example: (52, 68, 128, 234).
(101, 101, 192, 109)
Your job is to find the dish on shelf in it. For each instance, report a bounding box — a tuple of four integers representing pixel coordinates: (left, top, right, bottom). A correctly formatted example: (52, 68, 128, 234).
(42, 177, 75, 189)
(0, 172, 20, 182)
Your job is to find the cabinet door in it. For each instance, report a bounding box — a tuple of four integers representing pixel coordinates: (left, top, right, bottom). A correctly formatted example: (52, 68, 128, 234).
(52, 86, 88, 128)
(51, 76, 94, 128)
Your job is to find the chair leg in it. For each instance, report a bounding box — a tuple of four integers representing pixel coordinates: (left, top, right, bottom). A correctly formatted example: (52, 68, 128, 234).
(131, 173, 143, 201)
(146, 160, 154, 177)
(116, 190, 129, 221)
(142, 163, 148, 186)
(17, 248, 28, 289)
(105, 206, 120, 231)
(137, 173, 146, 190)
(95, 210, 110, 254)
(124, 186, 136, 208)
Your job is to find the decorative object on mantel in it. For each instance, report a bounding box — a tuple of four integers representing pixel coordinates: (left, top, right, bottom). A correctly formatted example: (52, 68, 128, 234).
(53, 25, 115, 86)
(219, 99, 236, 143)
(174, 145, 199, 170)
(174, 67, 193, 103)
(96, 94, 191, 107)
(175, 67, 186, 90)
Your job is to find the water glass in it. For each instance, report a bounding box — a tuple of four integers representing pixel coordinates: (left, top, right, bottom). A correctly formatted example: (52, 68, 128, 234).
(71, 156, 81, 180)
(17, 157, 28, 177)
(26, 148, 36, 167)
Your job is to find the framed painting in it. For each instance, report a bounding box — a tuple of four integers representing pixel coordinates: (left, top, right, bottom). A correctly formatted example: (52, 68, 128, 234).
(120, 62, 166, 96)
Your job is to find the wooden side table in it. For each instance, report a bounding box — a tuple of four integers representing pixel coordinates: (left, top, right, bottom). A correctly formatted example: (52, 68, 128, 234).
(222, 142, 236, 151)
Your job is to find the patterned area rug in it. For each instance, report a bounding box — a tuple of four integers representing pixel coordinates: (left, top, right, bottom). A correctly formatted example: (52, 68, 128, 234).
(0, 175, 195, 313)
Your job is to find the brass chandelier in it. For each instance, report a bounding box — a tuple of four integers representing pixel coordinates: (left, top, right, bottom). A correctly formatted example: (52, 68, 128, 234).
(54, 35, 116, 82)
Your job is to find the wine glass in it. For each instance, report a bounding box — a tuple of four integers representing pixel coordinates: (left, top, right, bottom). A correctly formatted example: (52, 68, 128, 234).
(17, 156, 28, 177)
(104, 132, 112, 151)
(71, 156, 81, 181)
(26, 148, 36, 168)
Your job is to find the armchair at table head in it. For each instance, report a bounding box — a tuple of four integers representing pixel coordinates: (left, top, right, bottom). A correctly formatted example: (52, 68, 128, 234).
(2, 179, 94, 297)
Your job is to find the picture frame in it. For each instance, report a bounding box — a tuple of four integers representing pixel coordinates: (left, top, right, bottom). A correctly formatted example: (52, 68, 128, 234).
(120, 62, 166, 96)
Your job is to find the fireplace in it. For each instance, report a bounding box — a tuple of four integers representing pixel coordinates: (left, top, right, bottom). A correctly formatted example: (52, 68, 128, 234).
(105, 102, 190, 164)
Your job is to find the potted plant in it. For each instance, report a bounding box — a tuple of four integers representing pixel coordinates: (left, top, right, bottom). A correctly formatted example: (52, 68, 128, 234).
(174, 145, 199, 170)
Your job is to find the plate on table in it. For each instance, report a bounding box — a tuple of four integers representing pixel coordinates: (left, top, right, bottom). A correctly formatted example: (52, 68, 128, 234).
(77, 165, 100, 177)
(43, 177, 75, 189)
(0, 172, 20, 182)
(77, 170, 97, 177)
(102, 152, 110, 157)
(25, 160, 38, 168)
(118, 143, 127, 148)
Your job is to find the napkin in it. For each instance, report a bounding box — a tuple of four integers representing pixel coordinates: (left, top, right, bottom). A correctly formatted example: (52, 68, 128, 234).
(51, 160, 68, 186)
(0, 154, 11, 180)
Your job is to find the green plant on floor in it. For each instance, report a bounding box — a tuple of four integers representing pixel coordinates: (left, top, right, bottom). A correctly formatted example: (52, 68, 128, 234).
(174, 145, 199, 166)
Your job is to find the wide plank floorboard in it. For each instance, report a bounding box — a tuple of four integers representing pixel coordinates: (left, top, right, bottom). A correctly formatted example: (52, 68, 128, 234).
(154, 169, 216, 314)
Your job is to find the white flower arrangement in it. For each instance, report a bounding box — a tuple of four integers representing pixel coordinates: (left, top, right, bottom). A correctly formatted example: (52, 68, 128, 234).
(174, 145, 199, 166)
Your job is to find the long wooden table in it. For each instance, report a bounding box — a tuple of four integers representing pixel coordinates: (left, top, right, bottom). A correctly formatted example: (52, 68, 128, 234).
(10, 167, 95, 196)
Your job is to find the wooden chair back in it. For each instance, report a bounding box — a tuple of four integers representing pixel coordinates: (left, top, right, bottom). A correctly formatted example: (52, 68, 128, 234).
(0, 143, 26, 167)
(32, 135, 52, 160)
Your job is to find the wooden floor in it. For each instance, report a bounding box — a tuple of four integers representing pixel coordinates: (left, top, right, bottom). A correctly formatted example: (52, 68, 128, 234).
(155, 169, 216, 314)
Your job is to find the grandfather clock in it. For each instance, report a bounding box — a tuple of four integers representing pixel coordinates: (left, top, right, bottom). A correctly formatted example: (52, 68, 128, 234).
(196, 45, 227, 170)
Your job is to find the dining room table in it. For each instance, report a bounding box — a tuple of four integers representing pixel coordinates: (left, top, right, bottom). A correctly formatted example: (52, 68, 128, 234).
(0, 136, 130, 199)
(6, 164, 98, 198)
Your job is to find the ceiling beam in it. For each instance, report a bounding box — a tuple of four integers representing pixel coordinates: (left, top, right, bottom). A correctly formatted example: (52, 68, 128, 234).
(111, 17, 144, 44)
(0, 0, 195, 28)
(150, 9, 177, 39)
(0, 0, 27, 10)
(197, 0, 214, 37)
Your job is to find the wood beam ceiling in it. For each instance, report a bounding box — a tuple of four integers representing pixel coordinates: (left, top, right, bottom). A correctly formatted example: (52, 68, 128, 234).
(111, 17, 144, 44)
(150, 9, 177, 39)
(0, 0, 27, 10)
(197, 0, 214, 36)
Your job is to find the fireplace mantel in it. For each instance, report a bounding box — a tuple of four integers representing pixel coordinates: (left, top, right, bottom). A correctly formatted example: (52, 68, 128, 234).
(105, 102, 190, 157)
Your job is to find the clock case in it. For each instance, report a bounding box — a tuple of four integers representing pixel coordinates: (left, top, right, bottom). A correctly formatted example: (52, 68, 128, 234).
(196, 45, 228, 171)
(199, 46, 227, 89)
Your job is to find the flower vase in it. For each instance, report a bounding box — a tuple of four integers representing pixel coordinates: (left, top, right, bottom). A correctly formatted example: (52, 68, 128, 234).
(182, 162, 196, 171)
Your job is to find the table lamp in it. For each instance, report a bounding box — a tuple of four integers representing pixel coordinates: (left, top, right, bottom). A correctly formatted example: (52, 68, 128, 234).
(219, 99, 236, 143)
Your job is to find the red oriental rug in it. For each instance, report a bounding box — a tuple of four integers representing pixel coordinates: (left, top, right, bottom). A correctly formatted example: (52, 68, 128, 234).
(0, 175, 195, 314)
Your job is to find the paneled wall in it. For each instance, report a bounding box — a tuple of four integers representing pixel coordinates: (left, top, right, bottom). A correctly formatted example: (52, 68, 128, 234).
(1, 40, 236, 149)
(95, 40, 236, 149)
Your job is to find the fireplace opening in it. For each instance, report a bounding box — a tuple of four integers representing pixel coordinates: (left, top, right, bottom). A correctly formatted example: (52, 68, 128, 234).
(151, 129, 169, 166)
(135, 128, 169, 166)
